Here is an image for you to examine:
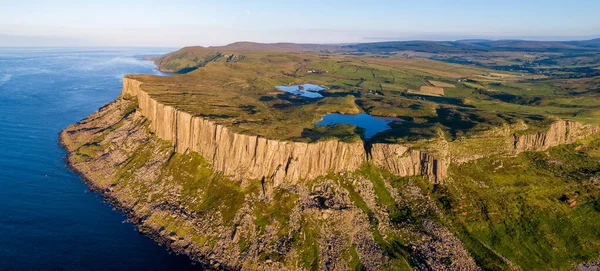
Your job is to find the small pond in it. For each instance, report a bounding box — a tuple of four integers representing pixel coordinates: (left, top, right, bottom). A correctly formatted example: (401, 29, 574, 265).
(315, 113, 403, 139)
(275, 84, 325, 98)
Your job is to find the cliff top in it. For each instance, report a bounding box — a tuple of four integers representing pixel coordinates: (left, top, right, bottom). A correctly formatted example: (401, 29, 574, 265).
(128, 49, 600, 143)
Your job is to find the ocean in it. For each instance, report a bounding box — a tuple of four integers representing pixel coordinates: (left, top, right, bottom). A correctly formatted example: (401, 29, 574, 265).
(0, 48, 201, 270)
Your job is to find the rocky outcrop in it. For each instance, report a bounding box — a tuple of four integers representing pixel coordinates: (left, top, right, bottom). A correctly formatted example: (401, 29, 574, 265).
(369, 143, 447, 183)
(60, 89, 600, 271)
(59, 98, 480, 270)
(514, 120, 600, 152)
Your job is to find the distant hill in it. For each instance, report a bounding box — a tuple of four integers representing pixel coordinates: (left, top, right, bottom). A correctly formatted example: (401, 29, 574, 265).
(209, 41, 341, 52)
(156, 38, 600, 73)
(565, 38, 600, 48)
(344, 38, 600, 53)
(155, 42, 341, 73)
(154, 46, 219, 73)
(342, 40, 489, 53)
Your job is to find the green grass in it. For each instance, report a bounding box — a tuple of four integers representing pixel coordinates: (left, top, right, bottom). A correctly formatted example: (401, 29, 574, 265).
(299, 217, 321, 271)
(254, 188, 298, 235)
(130, 49, 600, 144)
(78, 78, 600, 270)
(439, 138, 600, 270)
(161, 152, 258, 223)
(347, 245, 366, 271)
(336, 167, 414, 270)
(113, 137, 170, 186)
(357, 164, 396, 209)
(73, 98, 138, 161)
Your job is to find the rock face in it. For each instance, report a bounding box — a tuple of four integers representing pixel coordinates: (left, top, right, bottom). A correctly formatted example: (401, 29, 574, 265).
(123, 77, 599, 185)
(514, 120, 600, 152)
(123, 78, 447, 183)
(62, 79, 600, 271)
(369, 143, 447, 183)
(59, 98, 481, 270)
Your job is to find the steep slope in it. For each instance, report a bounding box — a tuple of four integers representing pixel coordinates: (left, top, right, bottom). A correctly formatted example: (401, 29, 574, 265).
(61, 45, 600, 270)
(122, 77, 448, 184)
(443, 139, 600, 270)
(60, 95, 481, 270)
(155, 42, 340, 73)
(122, 77, 599, 185)
(60, 76, 600, 270)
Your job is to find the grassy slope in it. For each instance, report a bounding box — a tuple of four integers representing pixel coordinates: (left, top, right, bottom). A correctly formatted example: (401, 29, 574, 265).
(439, 137, 600, 270)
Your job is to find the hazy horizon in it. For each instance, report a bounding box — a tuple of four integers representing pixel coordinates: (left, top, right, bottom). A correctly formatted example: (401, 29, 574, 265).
(2, 0, 600, 47)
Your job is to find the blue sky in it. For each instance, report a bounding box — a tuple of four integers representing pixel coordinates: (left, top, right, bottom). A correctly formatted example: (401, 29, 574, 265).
(1, 0, 599, 47)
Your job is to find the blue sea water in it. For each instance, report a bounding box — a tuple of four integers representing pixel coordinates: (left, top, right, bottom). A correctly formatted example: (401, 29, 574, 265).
(0, 48, 202, 270)
(316, 113, 402, 139)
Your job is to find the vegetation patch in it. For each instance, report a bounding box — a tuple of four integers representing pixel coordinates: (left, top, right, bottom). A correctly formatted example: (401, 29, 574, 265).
(439, 138, 600, 270)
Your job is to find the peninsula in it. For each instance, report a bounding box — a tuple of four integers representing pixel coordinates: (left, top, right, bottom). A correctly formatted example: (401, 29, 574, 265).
(61, 41, 600, 270)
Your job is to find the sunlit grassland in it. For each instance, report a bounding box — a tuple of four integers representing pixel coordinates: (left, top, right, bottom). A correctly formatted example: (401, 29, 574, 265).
(131, 51, 600, 143)
(440, 138, 600, 270)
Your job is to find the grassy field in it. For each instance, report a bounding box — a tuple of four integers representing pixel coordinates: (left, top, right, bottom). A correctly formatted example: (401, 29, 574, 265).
(102, 45, 600, 269)
(438, 138, 600, 270)
(130, 49, 600, 144)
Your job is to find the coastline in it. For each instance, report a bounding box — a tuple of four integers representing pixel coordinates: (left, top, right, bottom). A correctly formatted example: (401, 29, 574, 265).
(56, 68, 600, 270)
(58, 82, 600, 271)
(55, 96, 420, 270)
(59, 119, 214, 270)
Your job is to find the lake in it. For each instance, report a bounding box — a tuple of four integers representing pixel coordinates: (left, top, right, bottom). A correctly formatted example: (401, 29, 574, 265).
(275, 84, 325, 98)
(315, 113, 402, 139)
(0, 48, 202, 270)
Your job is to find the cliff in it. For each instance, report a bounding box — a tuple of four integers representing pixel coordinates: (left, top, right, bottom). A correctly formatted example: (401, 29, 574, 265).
(369, 144, 448, 182)
(514, 120, 600, 152)
(59, 97, 482, 270)
(123, 78, 447, 183)
(123, 78, 600, 185)
(60, 79, 600, 271)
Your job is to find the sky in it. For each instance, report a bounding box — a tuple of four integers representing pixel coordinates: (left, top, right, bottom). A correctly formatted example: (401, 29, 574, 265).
(1, 0, 599, 47)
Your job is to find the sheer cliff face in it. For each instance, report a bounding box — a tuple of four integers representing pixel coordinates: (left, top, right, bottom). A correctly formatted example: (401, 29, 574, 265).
(61, 78, 600, 270)
(514, 120, 600, 152)
(123, 78, 447, 183)
(123, 78, 598, 185)
(370, 144, 448, 183)
(124, 78, 366, 185)
(59, 97, 482, 270)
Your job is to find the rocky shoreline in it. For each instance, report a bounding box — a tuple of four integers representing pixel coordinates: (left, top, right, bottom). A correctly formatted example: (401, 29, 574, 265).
(60, 133, 215, 270)
(58, 77, 600, 270)
(58, 96, 488, 270)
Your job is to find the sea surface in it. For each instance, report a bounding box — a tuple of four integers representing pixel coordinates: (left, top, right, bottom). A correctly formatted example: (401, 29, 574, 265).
(0, 48, 202, 270)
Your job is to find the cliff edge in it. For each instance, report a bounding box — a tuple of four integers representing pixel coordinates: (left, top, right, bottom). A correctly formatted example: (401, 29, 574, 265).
(122, 77, 599, 185)
(59, 77, 600, 270)
(60, 95, 482, 270)
(123, 77, 448, 184)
